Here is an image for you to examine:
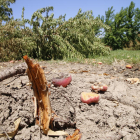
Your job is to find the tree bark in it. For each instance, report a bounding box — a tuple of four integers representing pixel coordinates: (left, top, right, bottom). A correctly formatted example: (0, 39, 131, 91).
(23, 55, 51, 134)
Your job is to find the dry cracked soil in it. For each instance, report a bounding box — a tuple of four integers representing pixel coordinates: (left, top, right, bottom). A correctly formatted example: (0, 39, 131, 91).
(0, 60, 140, 140)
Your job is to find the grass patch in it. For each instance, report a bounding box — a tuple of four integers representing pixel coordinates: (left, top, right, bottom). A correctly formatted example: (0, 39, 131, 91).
(95, 49, 140, 64)
(35, 49, 140, 65)
(63, 50, 140, 65)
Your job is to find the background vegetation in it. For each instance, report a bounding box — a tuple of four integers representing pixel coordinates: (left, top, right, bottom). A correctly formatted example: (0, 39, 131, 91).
(99, 1, 140, 50)
(0, 0, 140, 62)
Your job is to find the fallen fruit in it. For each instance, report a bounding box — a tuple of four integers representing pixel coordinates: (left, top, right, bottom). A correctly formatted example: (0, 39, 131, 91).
(126, 65, 132, 69)
(81, 92, 100, 104)
(91, 84, 108, 92)
(91, 85, 100, 91)
(10, 60, 14, 63)
(52, 75, 72, 87)
(98, 62, 102, 64)
(100, 85, 108, 92)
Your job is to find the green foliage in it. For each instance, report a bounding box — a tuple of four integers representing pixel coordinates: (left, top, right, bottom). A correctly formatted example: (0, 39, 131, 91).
(0, 0, 16, 21)
(125, 2, 140, 48)
(29, 7, 110, 60)
(0, 19, 35, 61)
(0, 0, 35, 61)
(0, 5, 111, 61)
(102, 1, 140, 50)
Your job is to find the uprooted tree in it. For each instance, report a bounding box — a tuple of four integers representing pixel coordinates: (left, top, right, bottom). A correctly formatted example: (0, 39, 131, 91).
(0, 6, 110, 61)
(29, 7, 111, 60)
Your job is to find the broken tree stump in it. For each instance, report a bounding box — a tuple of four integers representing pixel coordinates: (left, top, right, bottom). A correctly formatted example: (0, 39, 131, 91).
(23, 55, 51, 134)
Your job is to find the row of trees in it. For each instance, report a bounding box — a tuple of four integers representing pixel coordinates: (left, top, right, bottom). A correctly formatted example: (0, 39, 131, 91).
(99, 1, 140, 50)
(0, 0, 111, 61)
(0, 1, 140, 61)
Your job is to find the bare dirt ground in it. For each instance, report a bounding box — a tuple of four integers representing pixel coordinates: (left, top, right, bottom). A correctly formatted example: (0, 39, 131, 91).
(0, 60, 140, 140)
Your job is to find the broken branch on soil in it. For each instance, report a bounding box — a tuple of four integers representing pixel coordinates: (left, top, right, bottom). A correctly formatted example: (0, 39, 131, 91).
(0, 63, 27, 82)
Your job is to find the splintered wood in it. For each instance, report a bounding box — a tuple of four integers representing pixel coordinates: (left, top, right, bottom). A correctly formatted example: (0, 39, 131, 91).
(23, 55, 81, 139)
(23, 55, 51, 134)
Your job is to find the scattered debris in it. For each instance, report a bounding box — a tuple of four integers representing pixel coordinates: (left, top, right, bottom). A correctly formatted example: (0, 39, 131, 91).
(0, 118, 21, 139)
(66, 129, 82, 140)
(126, 78, 140, 84)
(47, 129, 68, 136)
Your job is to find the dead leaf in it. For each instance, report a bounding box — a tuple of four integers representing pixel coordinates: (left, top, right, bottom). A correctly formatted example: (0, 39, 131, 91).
(66, 129, 82, 140)
(103, 73, 109, 76)
(69, 70, 77, 74)
(110, 76, 116, 79)
(0, 118, 21, 139)
(81, 70, 89, 73)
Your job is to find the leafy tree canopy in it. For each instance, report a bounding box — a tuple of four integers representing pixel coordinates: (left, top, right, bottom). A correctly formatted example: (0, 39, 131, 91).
(1, 5, 111, 61)
(101, 1, 140, 50)
(29, 7, 110, 60)
(0, 0, 16, 21)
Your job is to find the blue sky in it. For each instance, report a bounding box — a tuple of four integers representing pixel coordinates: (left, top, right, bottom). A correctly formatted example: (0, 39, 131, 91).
(10, 0, 140, 21)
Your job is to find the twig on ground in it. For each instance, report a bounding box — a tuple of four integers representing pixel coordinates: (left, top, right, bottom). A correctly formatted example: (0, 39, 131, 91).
(0, 124, 11, 140)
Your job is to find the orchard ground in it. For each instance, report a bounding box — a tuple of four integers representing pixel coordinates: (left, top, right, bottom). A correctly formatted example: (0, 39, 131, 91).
(0, 54, 140, 140)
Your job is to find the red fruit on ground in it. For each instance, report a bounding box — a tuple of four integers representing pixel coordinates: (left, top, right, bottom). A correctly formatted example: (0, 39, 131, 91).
(81, 92, 100, 104)
(98, 62, 102, 64)
(52, 75, 72, 87)
(100, 85, 108, 92)
(126, 65, 132, 69)
(91, 85, 100, 91)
